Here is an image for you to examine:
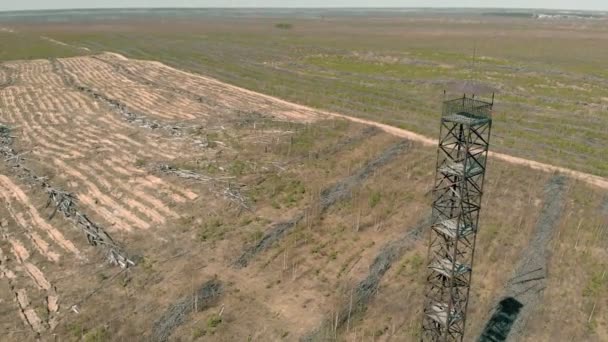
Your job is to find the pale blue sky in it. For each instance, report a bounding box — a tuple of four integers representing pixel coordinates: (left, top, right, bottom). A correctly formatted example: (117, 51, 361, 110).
(1, 1, 606, 12)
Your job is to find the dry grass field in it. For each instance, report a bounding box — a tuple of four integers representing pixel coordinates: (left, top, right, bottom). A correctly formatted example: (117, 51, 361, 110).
(0, 9, 607, 342)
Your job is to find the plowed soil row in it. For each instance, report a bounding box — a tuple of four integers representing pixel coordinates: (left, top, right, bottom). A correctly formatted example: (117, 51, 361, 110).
(0, 53, 336, 340)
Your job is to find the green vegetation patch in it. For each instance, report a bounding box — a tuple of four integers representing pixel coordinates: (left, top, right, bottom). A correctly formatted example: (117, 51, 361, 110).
(306, 54, 449, 79)
(0, 31, 85, 61)
(15, 17, 608, 177)
(275, 23, 293, 30)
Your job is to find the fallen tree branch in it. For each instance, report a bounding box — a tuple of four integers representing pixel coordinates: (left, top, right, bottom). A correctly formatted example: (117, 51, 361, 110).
(154, 163, 251, 213)
(152, 279, 223, 342)
(218, 183, 252, 213)
(155, 164, 235, 182)
(0, 123, 134, 268)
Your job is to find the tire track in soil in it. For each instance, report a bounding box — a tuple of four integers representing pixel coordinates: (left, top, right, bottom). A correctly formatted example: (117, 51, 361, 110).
(234, 140, 411, 268)
(302, 216, 431, 341)
(478, 175, 568, 342)
(151, 279, 223, 342)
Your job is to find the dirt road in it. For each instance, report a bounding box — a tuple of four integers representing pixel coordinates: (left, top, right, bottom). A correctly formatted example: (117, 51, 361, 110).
(134, 53, 608, 190)
(33, 35, 608, 191)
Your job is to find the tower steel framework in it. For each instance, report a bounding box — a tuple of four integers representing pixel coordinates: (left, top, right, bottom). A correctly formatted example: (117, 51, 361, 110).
(421, 94, 493, 341)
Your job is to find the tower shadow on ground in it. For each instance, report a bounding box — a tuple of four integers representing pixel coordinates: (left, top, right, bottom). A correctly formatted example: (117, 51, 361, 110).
(478, 297, 524, 342)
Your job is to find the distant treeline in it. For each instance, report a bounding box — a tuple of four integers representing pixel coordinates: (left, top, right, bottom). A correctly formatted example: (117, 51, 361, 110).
(483, 11, 606, 19)
(482, 12, 534, 18)
(275, 23, 293, 30)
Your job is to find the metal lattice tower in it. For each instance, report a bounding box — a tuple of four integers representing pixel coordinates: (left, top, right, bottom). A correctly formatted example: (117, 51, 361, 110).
(421, 94, 493, 341)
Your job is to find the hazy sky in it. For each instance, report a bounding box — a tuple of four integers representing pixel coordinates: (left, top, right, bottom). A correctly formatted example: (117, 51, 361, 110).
(1, 1, 607, 12)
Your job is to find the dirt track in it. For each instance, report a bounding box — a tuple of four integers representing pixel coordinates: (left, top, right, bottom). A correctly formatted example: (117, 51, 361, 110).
(130, 53, 608, 190)
(24, 31, 608, 190)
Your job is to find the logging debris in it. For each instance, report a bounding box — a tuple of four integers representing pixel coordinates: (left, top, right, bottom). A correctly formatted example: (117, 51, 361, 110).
(151, 279, 223, 342)
(155, 164, 251, 212)
(0, 123, 134, 268)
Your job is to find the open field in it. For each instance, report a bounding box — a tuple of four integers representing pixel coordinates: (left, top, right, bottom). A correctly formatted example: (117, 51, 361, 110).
(0, 9, 607, 342)
(7, 10, 608, 178)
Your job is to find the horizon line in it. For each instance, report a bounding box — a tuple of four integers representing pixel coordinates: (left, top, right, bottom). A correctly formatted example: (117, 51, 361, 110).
(1, 7, 607, 14)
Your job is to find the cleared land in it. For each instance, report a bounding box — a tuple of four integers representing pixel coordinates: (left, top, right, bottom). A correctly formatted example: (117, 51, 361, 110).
(19, 12, 608, 179)
(0, 10, 606, 342)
